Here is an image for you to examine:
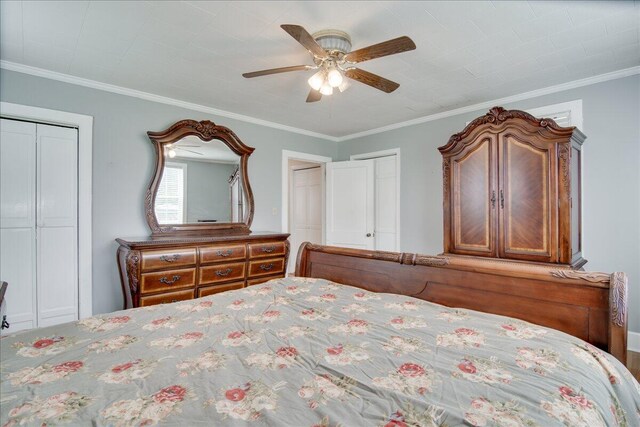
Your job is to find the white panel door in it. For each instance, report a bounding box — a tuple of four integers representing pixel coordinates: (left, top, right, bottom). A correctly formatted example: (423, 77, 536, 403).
(289, 167, 322, 272)
(0, 118, 37, 332)
(36, 124, 78, 327)
(374, 157, 397, 251)
(326, 160, 374, 250)
(0, 119, 36, 228)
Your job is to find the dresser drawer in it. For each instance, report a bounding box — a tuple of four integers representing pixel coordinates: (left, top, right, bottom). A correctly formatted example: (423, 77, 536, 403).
(200, 262, 246, 285)
(141, 248, 196, 271)
(140, 268, 196, 294)
(140, 289, 194, 307)
(200, 244, 246, 264)
(247, 274, 285, 286)
(198, 281, 244, 297)
(248, 258, 285, 278)
(248, 242, 286, 258)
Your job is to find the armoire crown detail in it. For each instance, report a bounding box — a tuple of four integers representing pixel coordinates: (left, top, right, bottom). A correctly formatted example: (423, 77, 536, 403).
(439, 107, 586, 268)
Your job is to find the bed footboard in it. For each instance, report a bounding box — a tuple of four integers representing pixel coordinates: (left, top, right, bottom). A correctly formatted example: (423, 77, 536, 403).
(295, 243, 628, 364)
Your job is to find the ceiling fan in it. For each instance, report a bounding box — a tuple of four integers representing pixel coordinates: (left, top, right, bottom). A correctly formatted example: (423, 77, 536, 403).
(165, 143, 203, 158)
(242, 24, 416, 102)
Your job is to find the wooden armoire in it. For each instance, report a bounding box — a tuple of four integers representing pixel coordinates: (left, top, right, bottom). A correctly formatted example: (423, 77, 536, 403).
(439, 107, 586, 268)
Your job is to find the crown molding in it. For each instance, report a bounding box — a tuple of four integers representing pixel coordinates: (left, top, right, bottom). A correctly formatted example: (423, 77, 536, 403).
(335, 65, 640, 142)
(2, 60, 638, 144)
(0, 61, 340, 142)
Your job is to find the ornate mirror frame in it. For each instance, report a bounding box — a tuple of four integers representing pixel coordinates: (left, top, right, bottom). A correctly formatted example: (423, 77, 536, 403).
(145, 119, 255, 236)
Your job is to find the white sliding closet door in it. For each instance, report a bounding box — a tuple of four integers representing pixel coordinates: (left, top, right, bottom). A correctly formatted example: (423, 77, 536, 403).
(0, 119, 78, 332)
(37, 124, 78, 327)
(1, 119, 37, 332)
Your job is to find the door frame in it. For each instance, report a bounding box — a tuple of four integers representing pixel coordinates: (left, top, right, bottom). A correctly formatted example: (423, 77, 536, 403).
(350, 148, 401, 250)
(281, 150, 332, 244)
(0, 101, 93, 319)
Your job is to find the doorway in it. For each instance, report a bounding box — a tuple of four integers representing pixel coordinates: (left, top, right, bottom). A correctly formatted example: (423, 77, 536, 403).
(281, 150, 331, 273)
(325, 149, 400, 251)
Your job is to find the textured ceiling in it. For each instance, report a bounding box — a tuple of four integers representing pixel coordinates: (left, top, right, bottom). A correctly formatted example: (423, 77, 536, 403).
(1, 1, 639, 137)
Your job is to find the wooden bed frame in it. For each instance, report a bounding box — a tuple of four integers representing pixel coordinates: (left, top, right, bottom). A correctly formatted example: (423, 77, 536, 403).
(295, 243, 628, 364)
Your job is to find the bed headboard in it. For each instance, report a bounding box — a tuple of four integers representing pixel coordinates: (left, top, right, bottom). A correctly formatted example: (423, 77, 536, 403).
(295, 243, 628, 364)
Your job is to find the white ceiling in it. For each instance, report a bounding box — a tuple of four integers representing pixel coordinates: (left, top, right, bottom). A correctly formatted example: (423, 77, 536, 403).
(1, 1, 639, 138)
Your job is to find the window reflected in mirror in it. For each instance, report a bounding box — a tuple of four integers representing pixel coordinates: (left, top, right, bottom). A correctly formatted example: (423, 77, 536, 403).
(155, 136, 244, 225)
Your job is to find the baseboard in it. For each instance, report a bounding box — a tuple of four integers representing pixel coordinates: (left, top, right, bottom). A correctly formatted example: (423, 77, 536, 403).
(629, 331, 640, 353)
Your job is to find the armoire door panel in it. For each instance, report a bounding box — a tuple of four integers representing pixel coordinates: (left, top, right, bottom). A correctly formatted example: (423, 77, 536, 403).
(499, 133, 556, 262)
(0, 119, 36, 229)
(450, 135, 497, 256)
(0, 228, 36, 333)
(37, 125, 78, 227)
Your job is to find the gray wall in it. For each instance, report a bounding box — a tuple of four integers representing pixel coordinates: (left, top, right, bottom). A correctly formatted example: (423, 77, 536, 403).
(338, 75, 640, 334)
(0, 69, 338, 315)
(171, 159, 236, 223)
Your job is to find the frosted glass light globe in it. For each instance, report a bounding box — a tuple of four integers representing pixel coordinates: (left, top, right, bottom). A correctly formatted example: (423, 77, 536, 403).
(327, 68, 343, 87)
(319, 82, 333, 95)
(308, 70, 324, 91)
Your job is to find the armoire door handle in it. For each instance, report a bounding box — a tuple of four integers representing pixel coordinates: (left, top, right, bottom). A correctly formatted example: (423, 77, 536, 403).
(490, 191, 496, 208)
(500, 190, 504, 209)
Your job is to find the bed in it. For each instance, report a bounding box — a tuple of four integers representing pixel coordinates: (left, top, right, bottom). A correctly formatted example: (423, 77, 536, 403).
(1, 244, 638, 426)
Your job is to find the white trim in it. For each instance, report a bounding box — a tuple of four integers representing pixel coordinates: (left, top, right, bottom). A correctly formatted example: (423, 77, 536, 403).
(0, 101, 93, 319)
(527, 100, 583, 131)
(629, 331, 640, 353)
(2, 61, 637, 143)
(0, 61, 340, 142)
(281, 150, 332, 244)
(336, 66, 639, 142)
(350, 149, 401, 251)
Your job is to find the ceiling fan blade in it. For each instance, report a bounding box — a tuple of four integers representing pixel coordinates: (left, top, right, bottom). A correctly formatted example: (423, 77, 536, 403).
(281, 24, 328, 59)
(344, 36, 416, 63)
(242, 65, 313, 78)
(345, 68, 400, 93)
(306, 89, 322, 103)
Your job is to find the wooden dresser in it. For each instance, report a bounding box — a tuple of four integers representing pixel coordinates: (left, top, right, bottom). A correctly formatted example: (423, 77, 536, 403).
(116, 232, 289, 309)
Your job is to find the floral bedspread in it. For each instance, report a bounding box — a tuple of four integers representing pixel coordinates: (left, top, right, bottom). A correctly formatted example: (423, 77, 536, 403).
(1, 277, 639, 426)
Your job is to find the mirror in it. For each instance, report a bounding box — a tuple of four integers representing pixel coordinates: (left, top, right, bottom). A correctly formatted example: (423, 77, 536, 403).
(145, 120, 254, 236)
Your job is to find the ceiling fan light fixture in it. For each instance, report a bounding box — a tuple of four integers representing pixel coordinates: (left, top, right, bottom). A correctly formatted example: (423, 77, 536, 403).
(320, 82, 333, 96)
(338, 78, 350, 93)
(308, 70, 325, 91)
(327, 67, 343, 87)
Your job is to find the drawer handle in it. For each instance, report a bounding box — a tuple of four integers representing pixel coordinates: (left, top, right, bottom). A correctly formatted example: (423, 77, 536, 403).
(259, 263, 274, 271)
(216, 268, 233, 277)
(261, 246, 276, 253)
(159, 275, 181, 285)
(216, 249, 233, 257)
(160, 254, 181, 263)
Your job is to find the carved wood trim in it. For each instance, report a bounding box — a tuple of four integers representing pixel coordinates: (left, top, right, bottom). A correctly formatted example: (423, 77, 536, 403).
(125, 250, 141, 308)
(557, 143, 571, 193)
(549, 270, 609, 283)
(145, 120, 255, 236)
(610, 272, 627, 327)
(439, 107, 575, 153)
(442, 158, 451, 198)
